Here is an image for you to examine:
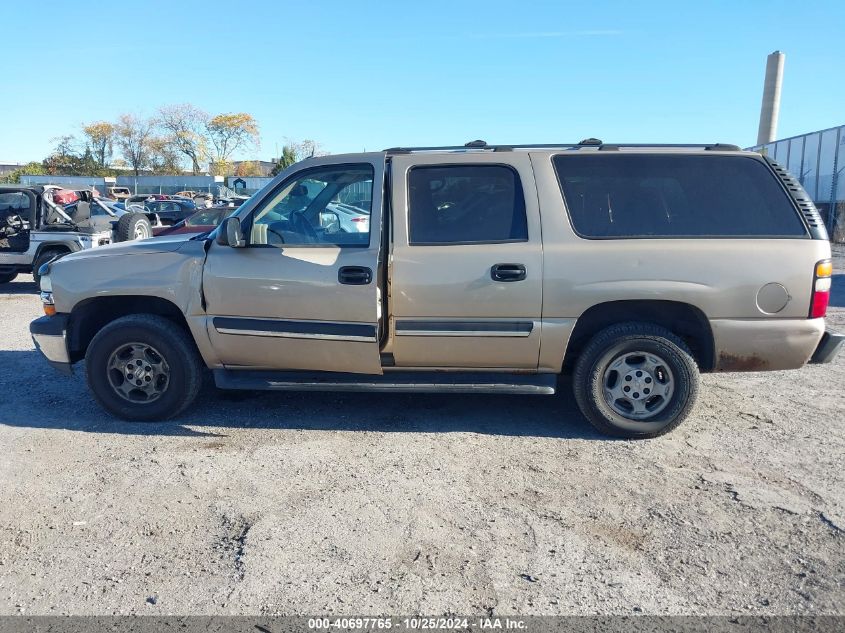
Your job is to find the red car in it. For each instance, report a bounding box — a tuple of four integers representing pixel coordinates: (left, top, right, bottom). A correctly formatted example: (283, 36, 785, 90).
(152, 207, 229, 237)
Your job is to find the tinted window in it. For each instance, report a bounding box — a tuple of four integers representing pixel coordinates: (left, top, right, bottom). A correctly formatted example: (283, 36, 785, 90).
(553, 155, 807, 238)
(408, 165, 528, 245)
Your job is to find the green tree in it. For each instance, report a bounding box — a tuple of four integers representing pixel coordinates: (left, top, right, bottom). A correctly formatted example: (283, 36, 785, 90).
(270, 144, 298, 175)
(1, 161, 46, 184)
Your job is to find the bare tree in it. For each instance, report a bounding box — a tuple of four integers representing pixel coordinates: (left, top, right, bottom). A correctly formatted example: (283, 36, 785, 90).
(115, 115, 154, 177)
(157, 104, 209, 175)
(292, 139, 326, 161)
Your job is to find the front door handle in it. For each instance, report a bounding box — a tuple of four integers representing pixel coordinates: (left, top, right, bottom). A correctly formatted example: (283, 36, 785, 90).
(491, 263, 526, 282)
(338, 266, 373, 285)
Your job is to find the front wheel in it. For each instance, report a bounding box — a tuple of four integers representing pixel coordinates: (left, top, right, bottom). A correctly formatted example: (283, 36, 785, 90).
(572, 322, 700, 439)
(0, 270, 18, 284)
(85, 314, 203, 421)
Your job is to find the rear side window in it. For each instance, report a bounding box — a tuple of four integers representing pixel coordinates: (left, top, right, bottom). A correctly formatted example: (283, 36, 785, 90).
(553, 154, 807, 238)
(408, 165, 528, 245)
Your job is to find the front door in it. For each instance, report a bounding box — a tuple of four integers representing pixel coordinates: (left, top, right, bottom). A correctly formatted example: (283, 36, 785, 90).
(388, 153, 543, 369)
(202, 157, 384, 374)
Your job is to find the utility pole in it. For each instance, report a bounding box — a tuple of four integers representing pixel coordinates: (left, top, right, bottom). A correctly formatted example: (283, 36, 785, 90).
(756, 51, 785, 146)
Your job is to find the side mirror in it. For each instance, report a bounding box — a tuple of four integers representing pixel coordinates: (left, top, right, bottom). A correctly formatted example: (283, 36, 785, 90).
(320, 210, 340, 232)
(217, 216, 246, 247)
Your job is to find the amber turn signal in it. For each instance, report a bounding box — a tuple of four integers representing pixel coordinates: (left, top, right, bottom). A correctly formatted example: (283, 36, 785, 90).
(815, 260, 833, 278)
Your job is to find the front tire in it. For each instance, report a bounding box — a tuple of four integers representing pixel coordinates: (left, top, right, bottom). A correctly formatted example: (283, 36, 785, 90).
(85, 314, 203, 421)
(0, 270, 18, 284)
(573, 322, 700, 439)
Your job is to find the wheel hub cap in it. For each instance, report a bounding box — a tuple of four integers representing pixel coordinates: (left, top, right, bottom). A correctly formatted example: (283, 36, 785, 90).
(106, 342, 170, 403)
(602, 352, 674, 420)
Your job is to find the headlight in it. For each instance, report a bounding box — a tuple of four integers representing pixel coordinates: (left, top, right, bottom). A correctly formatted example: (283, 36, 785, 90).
(39, 271, 52, 293)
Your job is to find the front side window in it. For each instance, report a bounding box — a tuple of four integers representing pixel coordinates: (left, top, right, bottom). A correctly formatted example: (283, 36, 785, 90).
(250, 164, 373, 247)
(553, 154, 807, 238)
(408, 165, 528, 245)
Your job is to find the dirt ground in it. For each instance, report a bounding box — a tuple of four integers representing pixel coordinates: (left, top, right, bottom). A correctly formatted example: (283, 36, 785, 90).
(0, 247, 843, 616)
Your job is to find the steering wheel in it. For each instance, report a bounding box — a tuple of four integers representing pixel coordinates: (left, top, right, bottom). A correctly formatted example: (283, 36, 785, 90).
(290, 210, 318, 242)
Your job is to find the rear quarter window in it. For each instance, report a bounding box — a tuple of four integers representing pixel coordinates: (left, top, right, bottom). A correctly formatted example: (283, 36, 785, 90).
(553, 154, 808, 238)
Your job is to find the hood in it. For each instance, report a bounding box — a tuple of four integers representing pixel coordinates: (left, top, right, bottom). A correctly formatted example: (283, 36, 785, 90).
(60, 235, 195, 262)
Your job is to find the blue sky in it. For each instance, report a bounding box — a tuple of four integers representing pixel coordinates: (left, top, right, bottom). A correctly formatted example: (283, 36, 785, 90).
(1, 0, 843, 163)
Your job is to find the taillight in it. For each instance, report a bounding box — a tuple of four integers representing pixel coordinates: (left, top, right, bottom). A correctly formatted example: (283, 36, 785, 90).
(351, 217, 367, 223)
(810, 259, 832, 318)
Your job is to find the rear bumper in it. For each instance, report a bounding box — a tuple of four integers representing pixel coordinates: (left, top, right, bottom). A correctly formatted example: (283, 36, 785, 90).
(710, 318, 826, 372)
(810, 330, 845, 364)
(30, 314, 72, 375)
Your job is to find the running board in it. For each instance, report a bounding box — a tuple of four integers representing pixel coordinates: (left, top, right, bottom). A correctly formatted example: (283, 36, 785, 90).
(213, 369, 557, 395)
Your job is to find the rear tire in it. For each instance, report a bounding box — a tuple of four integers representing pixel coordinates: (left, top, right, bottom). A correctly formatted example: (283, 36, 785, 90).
(572, 322, 699, 439)
(116, 212, 152, 242)
(0, 270, 17, 284)
(85, 314, 203, 421)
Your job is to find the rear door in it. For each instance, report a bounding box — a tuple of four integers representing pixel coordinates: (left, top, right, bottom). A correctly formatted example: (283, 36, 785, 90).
(202, 156, 385, 374)
(388, 153, 543, 368)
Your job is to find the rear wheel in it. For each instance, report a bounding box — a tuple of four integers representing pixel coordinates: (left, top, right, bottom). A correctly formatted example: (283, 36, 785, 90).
(0, 270, 18, 284)
(116, 212, 152, 242)
(572, 322, 700, 439)
(85, 314, 203, 421)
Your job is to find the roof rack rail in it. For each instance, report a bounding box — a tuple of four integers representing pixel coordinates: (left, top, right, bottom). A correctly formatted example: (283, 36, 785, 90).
(383, 141, 742, 154)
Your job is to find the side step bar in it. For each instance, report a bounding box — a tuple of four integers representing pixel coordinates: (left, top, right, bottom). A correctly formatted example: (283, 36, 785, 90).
(213, 369, 557, 395)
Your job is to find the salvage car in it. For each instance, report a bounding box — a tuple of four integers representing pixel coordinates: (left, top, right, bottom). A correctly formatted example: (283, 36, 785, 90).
(30, 140, 844, 437)
(152, 207, 229, 237)
(143, 198, 196, 225)
(0, 186, 158, 285)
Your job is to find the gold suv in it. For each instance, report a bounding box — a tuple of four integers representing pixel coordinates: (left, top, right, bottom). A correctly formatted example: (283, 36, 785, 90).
(31, 140, 844, 438)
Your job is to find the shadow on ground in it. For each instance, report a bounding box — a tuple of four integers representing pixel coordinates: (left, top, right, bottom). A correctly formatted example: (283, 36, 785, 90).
(0, 279, 38, 296)
(0, 350, 604, 440)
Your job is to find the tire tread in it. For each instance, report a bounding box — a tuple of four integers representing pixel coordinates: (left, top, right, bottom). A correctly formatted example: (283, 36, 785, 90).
(572, 321, 700, 439)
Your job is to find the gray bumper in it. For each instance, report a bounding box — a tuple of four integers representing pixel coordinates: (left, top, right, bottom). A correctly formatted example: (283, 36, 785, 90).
(810, 330, 845, 364)
(30, 314, 73, 375)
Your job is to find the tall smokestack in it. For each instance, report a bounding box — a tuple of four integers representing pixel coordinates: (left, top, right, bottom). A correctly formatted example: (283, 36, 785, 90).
(756, 51, 785, 146)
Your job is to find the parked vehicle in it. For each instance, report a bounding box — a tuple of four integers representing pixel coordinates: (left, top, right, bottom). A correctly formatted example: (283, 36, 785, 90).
(0, 186, 157, 285)
(321, 201, 370, 233)
(107, 187, 132, 201)
(152, 207, 229, 237)
(30, 140, 844, 437)
(143, 199, 197, 225)
(125, 194, 153, 208)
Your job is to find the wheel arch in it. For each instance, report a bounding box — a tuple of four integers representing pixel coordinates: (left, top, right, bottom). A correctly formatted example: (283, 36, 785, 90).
(34, 240, 80, 260)
(562, 300, 715, 373)
(67, 295, 191, 363)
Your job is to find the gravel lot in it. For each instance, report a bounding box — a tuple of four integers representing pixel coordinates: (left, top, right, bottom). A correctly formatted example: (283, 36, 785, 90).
(1, 247, 843, 616)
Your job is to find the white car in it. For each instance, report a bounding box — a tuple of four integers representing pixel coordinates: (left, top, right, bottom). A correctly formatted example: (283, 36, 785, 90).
(322, 202, 370, 233)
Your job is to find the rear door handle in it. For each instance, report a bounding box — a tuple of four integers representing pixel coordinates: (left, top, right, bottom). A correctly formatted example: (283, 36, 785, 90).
(338, 266, 373, 285)
(491, 263, 526, 282)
